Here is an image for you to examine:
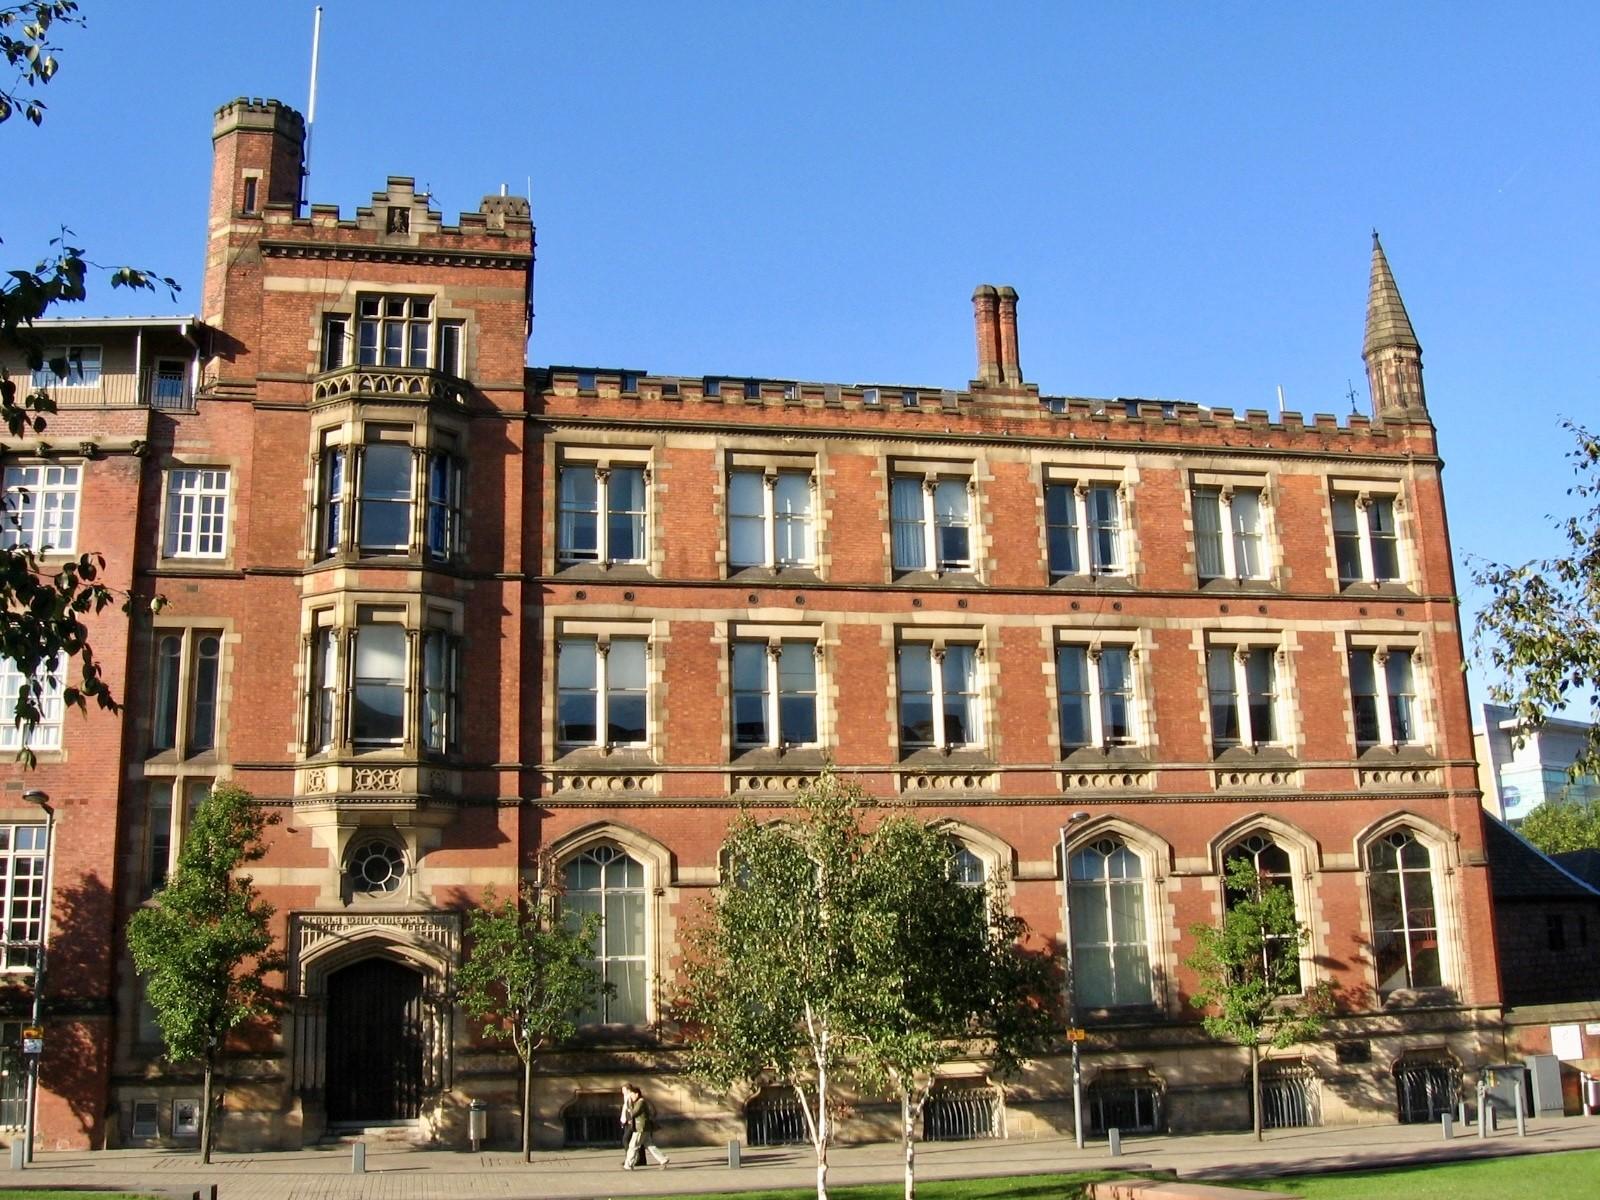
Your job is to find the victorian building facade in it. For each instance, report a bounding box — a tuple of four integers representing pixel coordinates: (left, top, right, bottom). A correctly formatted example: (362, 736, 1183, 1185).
(0, 98, 1504, 1151)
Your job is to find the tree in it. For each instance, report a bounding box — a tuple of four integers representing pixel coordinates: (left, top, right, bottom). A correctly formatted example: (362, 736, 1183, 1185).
(675, 772, 1055, 1200)
(127, 785, 282, 1164)
(0, 2, 177, 756)
(1184, 860, 1330, 1141)
(455, 879, 608, 1161)
(1473, 421, 1600, 782)
(852, 818, 1057, 1200)
(1519, 798, 1600, 855)
(675, 772, 879, 1200)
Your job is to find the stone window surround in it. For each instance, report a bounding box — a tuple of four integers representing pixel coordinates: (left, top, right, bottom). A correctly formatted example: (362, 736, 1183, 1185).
(549, 618, 659, 761)
(1189, 469, 1278, 585)
(1204, 632, 1296, 755)
(888, 456, 983, 580)
(1041, 463, 1133, 581)
(722, 620, 829, 756)
(550, 443, 655, 573)
(1341, 630, 1430, 752)
(1327, 475, 1411, 588)
(1051, 630, 1148, 755)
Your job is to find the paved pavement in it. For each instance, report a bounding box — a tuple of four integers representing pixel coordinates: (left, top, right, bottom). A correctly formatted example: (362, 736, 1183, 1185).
(5, 1116, 1600, 1200)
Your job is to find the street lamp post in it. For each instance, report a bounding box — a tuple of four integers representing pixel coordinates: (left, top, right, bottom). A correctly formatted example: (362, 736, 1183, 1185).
(20, 789, 53, 1167)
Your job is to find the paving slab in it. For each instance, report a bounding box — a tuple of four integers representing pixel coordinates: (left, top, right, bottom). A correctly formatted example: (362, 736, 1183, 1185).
(3, 1116, 1598, 1200)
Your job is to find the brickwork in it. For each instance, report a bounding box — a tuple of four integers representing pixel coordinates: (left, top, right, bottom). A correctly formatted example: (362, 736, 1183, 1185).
(0, 98, 1517, 1152)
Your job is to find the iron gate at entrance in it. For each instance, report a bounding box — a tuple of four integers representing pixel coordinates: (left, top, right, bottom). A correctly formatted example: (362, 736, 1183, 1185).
(1395, 1059, 1458, 1124)
(325, 958, 426, 1123)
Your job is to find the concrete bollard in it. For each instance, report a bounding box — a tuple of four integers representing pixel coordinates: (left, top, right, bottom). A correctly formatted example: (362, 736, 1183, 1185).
(8, 1141, 23, 1170)
(352, 1141, 366, 1174)
(728, 1139, 741, 1169)
(1441, 1112, 1453, 1140)
(1108, 1128, 1122, 1157)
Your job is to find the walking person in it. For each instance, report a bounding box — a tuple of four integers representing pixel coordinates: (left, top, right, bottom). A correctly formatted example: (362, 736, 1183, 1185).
(619, 1082, 669, 1169)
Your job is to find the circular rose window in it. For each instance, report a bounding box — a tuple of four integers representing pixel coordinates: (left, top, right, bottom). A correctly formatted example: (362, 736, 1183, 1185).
(349, 841, 407, 895)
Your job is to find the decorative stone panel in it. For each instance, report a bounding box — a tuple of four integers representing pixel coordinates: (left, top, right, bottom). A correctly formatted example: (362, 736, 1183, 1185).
(896, 770, 998, 795)
(1356, 766, 1442, 789)
(731, 773, 819, 796)
(1211, 767, 1303, 791)
(1058, 770, 1154, 792)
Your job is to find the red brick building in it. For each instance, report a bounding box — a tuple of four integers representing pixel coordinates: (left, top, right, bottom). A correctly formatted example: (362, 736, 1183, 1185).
(0, 98, 1506, 1150)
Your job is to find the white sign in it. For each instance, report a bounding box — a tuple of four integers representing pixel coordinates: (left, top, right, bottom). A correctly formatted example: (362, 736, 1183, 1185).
(1551, 1023, 1584, 1061)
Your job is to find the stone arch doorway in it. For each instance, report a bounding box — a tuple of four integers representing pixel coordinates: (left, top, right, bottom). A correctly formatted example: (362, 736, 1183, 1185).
(325, 958, 426, 1123)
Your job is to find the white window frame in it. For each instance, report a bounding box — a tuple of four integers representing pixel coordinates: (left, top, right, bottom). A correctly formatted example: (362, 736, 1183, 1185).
(556, 454, 650, 568)
(1346, 637, 1424, 749)
(1206, 640, 1286, 751)
(1043, 469, 1126, 578)
(0, 823, 49, 973)
(1192, 475, 1270, 582)
(162, 468, 230, 559)
(1330, 480, 1405, 586)
(555, 628, 651, 751)
(729, 626, 823, 751)
(30, 344, 101, 388)
(896, 633, 986, 752)
(2, 463, 81, 554)
(0, 658, 63, 751)
(890, 462, 976, 575)
(727, 465, 815, 570)
(1056, 637, 1141, 751)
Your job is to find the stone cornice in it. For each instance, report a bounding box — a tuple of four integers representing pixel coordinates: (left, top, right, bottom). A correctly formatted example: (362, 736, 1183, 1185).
(259, 238, 531, 271)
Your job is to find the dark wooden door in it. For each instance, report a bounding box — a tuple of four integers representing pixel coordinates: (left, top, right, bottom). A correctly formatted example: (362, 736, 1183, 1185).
(325, 958, 425, 1123)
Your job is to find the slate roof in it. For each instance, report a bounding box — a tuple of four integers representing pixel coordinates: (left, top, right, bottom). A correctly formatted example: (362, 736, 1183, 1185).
(1485, 816, 1600, 901)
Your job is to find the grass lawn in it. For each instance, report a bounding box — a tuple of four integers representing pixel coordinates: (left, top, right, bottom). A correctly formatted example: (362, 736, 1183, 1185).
(634, 1172, 1126, 1200)
(1229, 1148, 1600, 1197)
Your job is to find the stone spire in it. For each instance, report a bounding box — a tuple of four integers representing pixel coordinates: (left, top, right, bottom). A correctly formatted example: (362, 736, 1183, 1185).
(1362, 232, 1427, 420)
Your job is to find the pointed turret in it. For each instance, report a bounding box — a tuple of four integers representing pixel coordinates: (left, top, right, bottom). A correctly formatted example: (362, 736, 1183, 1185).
(1362, 232, 1428, 421)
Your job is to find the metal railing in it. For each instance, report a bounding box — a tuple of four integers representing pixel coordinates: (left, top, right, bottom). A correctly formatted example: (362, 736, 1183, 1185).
(1260, 1068, 1321, 1129)
(746, 1092, 810, 1146)
(923, 1087, 1000, 1141)
(33, 367, 194, 412)
(1396, 1062, 1458, 1124)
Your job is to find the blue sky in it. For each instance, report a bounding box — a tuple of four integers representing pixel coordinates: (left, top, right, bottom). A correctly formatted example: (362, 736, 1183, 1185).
(12, 1, 1599, 715)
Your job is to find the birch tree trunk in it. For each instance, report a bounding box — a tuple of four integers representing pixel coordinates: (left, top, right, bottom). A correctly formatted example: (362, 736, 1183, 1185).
(522, 1050, 535, 1162)
(1250, 1041, 1262, 1142)
(902, 1089, 916, 1200)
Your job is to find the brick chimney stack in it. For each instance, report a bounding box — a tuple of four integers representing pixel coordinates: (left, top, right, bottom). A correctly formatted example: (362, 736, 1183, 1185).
(996, 285, 1021, 384)
(972, 285, 1001, 384)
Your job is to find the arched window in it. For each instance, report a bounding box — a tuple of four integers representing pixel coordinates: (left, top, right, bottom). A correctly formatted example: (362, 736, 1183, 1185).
(1068, 837, 1150, 1009)
(948, 843, 986, 888)
(563, 844, 647, 1024)
(1223, 832, 1301, 990)
(1367, 829, 1440, 992)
